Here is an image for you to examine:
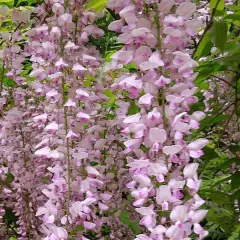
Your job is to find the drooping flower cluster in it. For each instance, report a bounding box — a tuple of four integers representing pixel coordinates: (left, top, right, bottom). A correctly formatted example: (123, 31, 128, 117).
(105, 0, 209, 239)
(25, 0, 116, 239)
(0, 0, 209, 239)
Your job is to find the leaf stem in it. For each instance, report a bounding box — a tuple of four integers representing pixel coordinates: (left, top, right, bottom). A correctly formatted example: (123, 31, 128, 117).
(211, 75, 236, 89)
(235, 72, 239, 131)
(60, 35, 71, 228)
(154, 3, 168, 167)
(62, 77, 72, 227)
(20, 128, 31, 240)
(0, 64, 4, 97)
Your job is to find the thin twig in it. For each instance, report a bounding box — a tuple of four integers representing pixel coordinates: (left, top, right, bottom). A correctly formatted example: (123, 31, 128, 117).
(154, 3, 168, 168)
(235, 72, 239, 131)
(191, 102, 235, 139)
(211, 75, 236, 89)
(217, 102, 240, 147)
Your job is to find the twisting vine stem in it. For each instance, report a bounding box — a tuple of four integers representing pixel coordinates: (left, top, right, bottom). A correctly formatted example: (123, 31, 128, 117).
(62, 77, 72, 227)
(154, 3, 168, 167)
(20, 128, 31, 240)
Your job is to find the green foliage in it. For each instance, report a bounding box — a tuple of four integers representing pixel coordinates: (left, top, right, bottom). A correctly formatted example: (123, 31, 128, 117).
(103, 89, 116, 106)
(0, 0, 36, 7)
(6, 172, 14, 183)
(119, 210, 141, 235)
(0, 0, 14, 7)
(225, 13, 240, 21)
(231, 171, 240, 190)
(194, 32, 213, 60)
(209, 20, 228, 52)
(210, 0, 225, 12)
(128, 101, 140, 115)
(3, 208, 18, 226)
(84, 0, 107, 12)
(0, 0, 240, 239)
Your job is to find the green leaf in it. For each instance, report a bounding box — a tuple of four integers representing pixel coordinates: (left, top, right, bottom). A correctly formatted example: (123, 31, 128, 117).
(209, 191, 231, 204)
(203, 147, 219, 161)
(229, 145, 240, 154)
(216, 51, 240, 66)
(231, 171, 240, 190)
(75, 225, 84, 231)
(128, 102, 140, 115)
(3, 208, 18, 224)
(227, 4, 240, 11)
(3, 77, 17, 87)
(212, 175, 232, 187)
(119, 210, 140, 234)
(41, 177, 48, 184)
(224, 41, 238, 52)
(218, 158, 240, 169)
(200, 114, 229, 127)
(194, 32, 213, 59)
(225, 13, 240, 21)
(210, 0, 225, 13)
(105, 50, 117, 62)
(83, 74, 95, 87)
(85, 0, 107, 12)
(101, 225, 111, 236)
(16, 0, 37, 6)
(0, 0, 14, 7)
(103, 89, 116, 100)
(90, 161, 98, 166)
(6, 172, 14, 183)
(103, 89, 118, 110)
(123, 63, 137, 73)
(195, 73, 210, 89)
(209, 20, 228, 52)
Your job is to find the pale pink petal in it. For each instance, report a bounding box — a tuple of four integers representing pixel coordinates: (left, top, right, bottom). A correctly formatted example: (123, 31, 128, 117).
(163, 145, 183, 155)
(149, 128, 167, 144)
(83, 221, 96, 230)
(187, 138, 208, 151)
(176, 2, 196, 19)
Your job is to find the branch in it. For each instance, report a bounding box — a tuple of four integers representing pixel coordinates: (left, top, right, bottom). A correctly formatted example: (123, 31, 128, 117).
(217, 103, 239, 147)
(211, 75, 236, 89)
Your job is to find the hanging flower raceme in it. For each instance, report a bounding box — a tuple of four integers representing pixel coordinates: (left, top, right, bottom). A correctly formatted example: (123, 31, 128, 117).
(0, 0, 213, 239)
(106, 0, 208, 239)
(25, 0, 113, 239)
(0, 6, 46, 239)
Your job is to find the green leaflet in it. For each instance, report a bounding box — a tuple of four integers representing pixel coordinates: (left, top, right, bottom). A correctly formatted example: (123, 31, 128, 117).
(209, 20, 228, 52)
(119, 210, 141, 234)
(85, 0, 107, 12)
